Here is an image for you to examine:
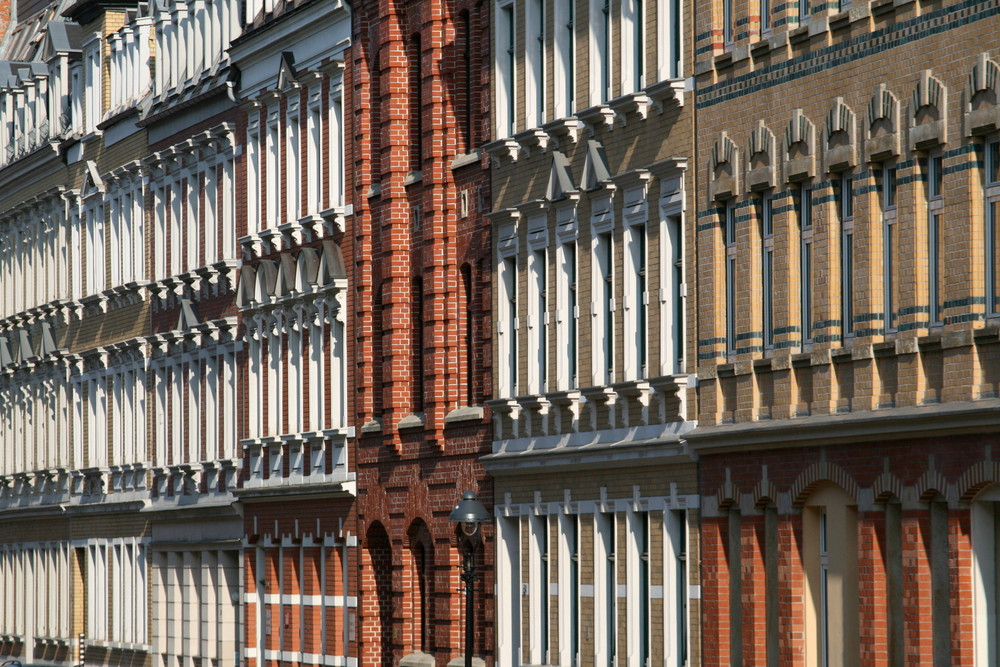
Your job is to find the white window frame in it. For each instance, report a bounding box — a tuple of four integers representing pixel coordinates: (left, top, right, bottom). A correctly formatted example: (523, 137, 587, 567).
(496, 0, 517, 138)
(554, 0, 575, 118)
(621, 0, 644, 94)
(589, 0, 612, 105)
(265, 105, 281, 228)
(880, 163, 898, 333)
(927, 153, 943, 326)
(286, 95, 301, 223)
(527, 214, 549, 395)
(526, 0, 546, 127)
(246, 114, 262, 236)
(306, 86, 324, 216)
(555, 204, 579, 390)
(658, 0, 682, 79)
(971, 485, 1000, 666)
(622, 185, 648, 380)
(497, 222, 519, 398)
(660, 176, 684, 375)
(591, 194, 615, 385)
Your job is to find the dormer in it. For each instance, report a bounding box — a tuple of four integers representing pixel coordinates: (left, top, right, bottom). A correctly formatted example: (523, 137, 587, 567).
(824, 97, 857, 172)
(909, 70, 947, 151)
(965, 52, 1000, 136)
(746, 120, 777, 191)
(709, 132, 740, 200)
(865, 84, 902, 162)
(784, 109, 816, 182)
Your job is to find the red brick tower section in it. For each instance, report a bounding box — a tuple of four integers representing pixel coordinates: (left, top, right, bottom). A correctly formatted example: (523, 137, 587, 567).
(347, 0, 493, 662)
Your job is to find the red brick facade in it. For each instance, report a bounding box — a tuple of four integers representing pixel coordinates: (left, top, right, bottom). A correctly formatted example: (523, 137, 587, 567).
(347, 0, 494, 661)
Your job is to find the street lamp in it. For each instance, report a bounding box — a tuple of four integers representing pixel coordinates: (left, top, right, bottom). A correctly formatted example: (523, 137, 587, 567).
(449, 490, 490, 667)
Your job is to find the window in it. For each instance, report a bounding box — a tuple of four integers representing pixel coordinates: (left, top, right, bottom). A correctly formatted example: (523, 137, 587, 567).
(84, 201, 106, 296)
(971, 486, 1000, 666)
(557, 211, 579, 390)
(798, 0, 809, 22)
(759, 194, 774, 347)
(662, 212, 684, 373)
(659, 0, 682, 78)
(724, 202, 736, 353)
(529, 515, 550, 664)
(329, 91, 344, 209)
(461, 265, 475, 404)
(595, 230, 615, 384)
(804, 486, 859, 667)
(558, 514, 580, 666)
(624, 188, 648, 379)
(799, 183, 813, 343)
(590, 0, 612, 104)
(761, 0, 771, 31)
(528, 244, 548, 394)
(265, 106, 280, 227)
(246, 116, 261, 235)
(984, 140, 1000, 316)
(527, 0, 546, 126)
(413, 277, 425, 411)
(410, 33, 423, 170)
(837, 176, 854, 337)
(556, 0, 575, 117)
(286, 98, 301, 222)
(499, 254, 518, 397)
(928, 155, 943, 325)
(497, 1, 516, 137)
(929, 499, 951, 665)
(83, 42, 102, 132)
(879, 164, 898, 332)
(622, 0, 645, 92)
(596, 512, 617, 666)
(307, 88, 324, 215)
(723, 0, 733, 43)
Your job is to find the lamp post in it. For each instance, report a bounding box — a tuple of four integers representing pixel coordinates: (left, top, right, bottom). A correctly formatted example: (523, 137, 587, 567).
(449, 490, 490, 667)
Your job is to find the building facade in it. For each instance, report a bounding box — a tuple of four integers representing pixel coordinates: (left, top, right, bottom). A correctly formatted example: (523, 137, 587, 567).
(692, 0, 1000, 664)
(0, 0, 245, 665)
(229, 2, 357, 666)
(484, 0, 699, 664)
(345, 0, 495, 664)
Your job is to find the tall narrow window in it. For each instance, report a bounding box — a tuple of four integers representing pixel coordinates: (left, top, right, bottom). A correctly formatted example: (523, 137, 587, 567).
(723, 0, 733, 43)
(286, 101, 301, 222)
(498, 2, 516, 137)
(629, 222, 647, 377)
(984, 141, 999, 316)
(971, 487, 1000, 666)
(529, 515, 550, 665)
(761, 0, 771, 31)
(557, 0, 575, 116)
(638, 512, 650, 666)
(265, 107, 280, 227)
(799, 184, 813, 343)
(597, 512, 617, 665)
(500, 256, 518, 397)
(838, 176, 854, 338)
(558, 239, 578, 389)
(798, 0, 809, 22)
(725, 203, 736, 353)
(928, 155, 943, 325)
(413, 277, 424, 411)
(570, 517, 580, 663)
(885, 501, 903, 667)
(662, 213, 684, 373)
(528, 0, 546, 126)
(601, 0, 611, 101)
(462, 265, 475, 404)
(759, 194, 774, 347)
(879, 164, 898, 332)
(307, 93, 323, 215)
(598, 232, 614, 384)
(411, 34, 423, 171)
(528, 226, 549, 395)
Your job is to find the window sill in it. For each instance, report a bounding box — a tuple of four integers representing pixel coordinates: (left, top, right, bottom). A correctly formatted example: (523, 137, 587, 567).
(404, 170, 423, 186)
(450, 149, 481, 170)
(445, 405, 485, 424)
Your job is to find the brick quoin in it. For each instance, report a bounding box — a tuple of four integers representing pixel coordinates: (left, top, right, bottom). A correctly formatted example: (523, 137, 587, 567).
(347, 0, 494, 663)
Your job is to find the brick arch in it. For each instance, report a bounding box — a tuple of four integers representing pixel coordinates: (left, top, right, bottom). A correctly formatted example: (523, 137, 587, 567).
(752, 478, 778, 509)
(914, 468, 951, 503)
(361, 521, 395, 667)
(714, 476, 741, 510)
(957, 460, 1000, 502)
(871, 470, 905, 503)
(789, 461, 861, 507)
